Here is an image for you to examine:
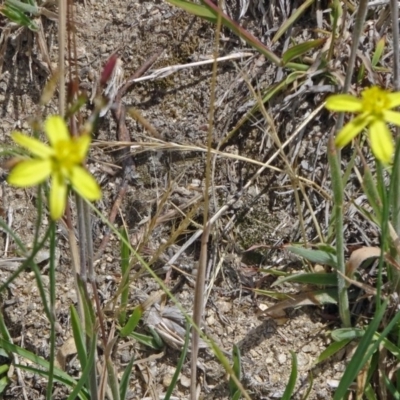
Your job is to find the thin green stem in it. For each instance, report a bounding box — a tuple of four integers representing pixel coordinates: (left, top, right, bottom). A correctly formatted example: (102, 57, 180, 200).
(46, 222, 56, 400)
(328, 135, 351, 327)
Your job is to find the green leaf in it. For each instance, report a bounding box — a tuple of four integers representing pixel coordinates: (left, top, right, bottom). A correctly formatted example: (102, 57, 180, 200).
(0, 364, 9, 375)
(314, 339, 351, 365)
(148, 327, 164, 348)
(0, 338, 89, 399)
(229, 345, 242, 398)
(0, 3, 38, 30)
(287, 246, 338, 268)
(119, 306, 143, 337)
(164, 0, 217, 21)
(129, 331, 164, 350)
(66, 334, 97, 400)
(384, 373, 400, 399)
(331, 328, 364, 342)
(252, 289, 292, 300)
(372, 36, 385, 67)
(272, 272, 338, 287)
(281, 351, 298, 400)
(119, 226, 131, 325)
(70, 305, 87, 371)
(0, 376, 9, 393)
(119, 357, 135, 400)
(164, 322, 190, 400)
(282, 39, 326, 64)
(6, 0, 38, 14)
(333, 301, 400, 400)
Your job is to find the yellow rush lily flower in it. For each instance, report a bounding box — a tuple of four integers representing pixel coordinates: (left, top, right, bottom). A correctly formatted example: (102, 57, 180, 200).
(8, 115, 101, 220)
(326, 86, 400, 163)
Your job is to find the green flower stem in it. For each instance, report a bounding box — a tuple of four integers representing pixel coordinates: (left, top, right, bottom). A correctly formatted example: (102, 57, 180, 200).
(376, 163, 389, 308)
(390, 139, 400, 291)
(328, 135, 351, 327)
(390, 0, 400, 296)
(46, 221, 56, 400)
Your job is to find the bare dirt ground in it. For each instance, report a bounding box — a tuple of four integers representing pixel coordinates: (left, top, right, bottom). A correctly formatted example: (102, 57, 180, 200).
(0, 0, 370, 398)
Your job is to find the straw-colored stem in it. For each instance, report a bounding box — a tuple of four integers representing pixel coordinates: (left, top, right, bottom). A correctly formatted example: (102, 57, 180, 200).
(190, 3, 221, 399)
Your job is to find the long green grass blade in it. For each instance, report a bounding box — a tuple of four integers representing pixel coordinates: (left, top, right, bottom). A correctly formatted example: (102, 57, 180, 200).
(130, 331, 164, 350)
(164, 322, 190, 400)
(287, 246, 338, 268)
(314, 339, 351, 365)
(333, 301, 398, 400)
(119, 357, 135, 400)
(66, 334, 97, 400)
(228, 344, 242, 398)
(119, 226, 131, 325)
(70, 305, 87, 370)
(164, 0, 217, 21)
(281, 351, 298, 400)
(282, 39, 326, 64)
(273, 272, 337, 287)
(0, 338, 89, 399)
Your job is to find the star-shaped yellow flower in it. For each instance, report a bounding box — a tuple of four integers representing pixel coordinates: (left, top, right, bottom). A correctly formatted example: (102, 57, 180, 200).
(8, 115, 101, 220)
(326, 86, 400, 163)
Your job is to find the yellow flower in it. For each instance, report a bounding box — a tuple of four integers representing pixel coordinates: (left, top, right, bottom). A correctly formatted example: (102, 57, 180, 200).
(8, 115, 101, 220)
(326, 86, 400, 163)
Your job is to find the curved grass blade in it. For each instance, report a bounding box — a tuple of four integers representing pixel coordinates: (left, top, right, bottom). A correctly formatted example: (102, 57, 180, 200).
(119, 357, 135, 400)
(70, 305, 87, 371)
(282, 39, 326, 65)
(164, 0, 217, 21)
(130, 331, 164, 350)
(0, 338, 89, 399)
(281, 351, 298, 400)
(372, 36, 386, 68)
(66, 334, 97, 400)
(164, 321, 190, 400)
(120, 306, 143, 337)
(119, 226, 131, 325)
(315, 339, 351, 365)
(385, 374, 400, 399)
(228, 344, 242, 399)
(272, 0, 315, 44)
(287, 246, 338, 268)
(272, 272, 337, 287)
(333, 301, 400, 400)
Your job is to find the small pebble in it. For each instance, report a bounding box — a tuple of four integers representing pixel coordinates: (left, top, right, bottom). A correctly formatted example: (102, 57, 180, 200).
(278, 353, 287, 364)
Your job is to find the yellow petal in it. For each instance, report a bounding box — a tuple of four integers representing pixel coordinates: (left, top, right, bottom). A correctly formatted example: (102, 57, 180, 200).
(74, 134, 91, 162)
(45, 115, 70, 146)
(383, 110, 400, 126)
(369, 120, 394, 164)
(325, 95, 363, 112)
(69, 166, 101, 201)
(50, 172, 68, 220)
(335, 114, 370, 148)
(387, 92, 400, 108)
(8, 159, 51, 187)
(12, 132, 54, 158)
